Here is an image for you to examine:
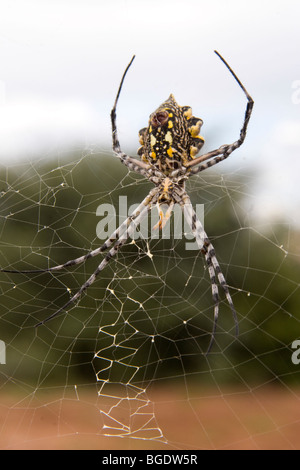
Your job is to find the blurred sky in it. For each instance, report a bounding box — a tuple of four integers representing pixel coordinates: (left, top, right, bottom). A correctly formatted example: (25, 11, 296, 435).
(0, 0, 300, 227)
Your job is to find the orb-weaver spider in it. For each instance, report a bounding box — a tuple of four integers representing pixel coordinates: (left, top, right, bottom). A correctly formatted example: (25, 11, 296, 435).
(1, 51, 253, 352)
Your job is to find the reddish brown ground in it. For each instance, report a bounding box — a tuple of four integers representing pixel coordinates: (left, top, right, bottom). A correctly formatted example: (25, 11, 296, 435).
(1, 386, 300, 450)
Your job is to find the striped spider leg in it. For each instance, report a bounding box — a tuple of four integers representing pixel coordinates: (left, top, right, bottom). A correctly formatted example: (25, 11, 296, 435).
(36, 188, 160, 326)
(173, 185, 238, 353)
(110, 55, 163, 184)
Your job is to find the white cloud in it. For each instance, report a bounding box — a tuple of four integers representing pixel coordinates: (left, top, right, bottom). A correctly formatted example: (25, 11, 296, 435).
(249, 120, 300, 227)
(0, 98, 101, 158)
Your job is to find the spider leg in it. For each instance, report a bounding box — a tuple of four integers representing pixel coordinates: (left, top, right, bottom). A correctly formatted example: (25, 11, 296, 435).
(173, 188, 238, 353)
(187, 150, 233, 176)
(184, 51, 254, 176)
(35, 188, 159, 327)
(0, 188, 159, 275)
(110, 56, 152, 178)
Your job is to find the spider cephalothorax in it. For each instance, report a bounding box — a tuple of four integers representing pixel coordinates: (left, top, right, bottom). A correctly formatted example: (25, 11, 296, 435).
(137, 94, 205, 174)
(1, 52, 253, 353)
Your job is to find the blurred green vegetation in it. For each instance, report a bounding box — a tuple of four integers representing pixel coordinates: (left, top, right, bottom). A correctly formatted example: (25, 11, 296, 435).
(0, 150, 299, 393)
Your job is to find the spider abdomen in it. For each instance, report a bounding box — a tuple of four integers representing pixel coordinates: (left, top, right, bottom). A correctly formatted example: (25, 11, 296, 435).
(137, 94, 204, 174)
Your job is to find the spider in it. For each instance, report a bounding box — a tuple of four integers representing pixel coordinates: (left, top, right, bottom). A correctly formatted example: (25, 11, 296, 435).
(1, 51, 253, 352)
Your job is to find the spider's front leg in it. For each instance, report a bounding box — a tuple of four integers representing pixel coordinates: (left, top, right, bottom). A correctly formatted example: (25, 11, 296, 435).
(185, 51, 254, 176)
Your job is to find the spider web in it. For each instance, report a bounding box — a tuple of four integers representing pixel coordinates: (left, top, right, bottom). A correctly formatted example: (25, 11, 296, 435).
(0, 148, 300, 450)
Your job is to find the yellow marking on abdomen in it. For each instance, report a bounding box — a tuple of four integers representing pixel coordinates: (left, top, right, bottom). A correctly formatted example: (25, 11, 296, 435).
(150, 134, 157, 147)
(183, 107, 192, 119)
(164, 131, 173, 144)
